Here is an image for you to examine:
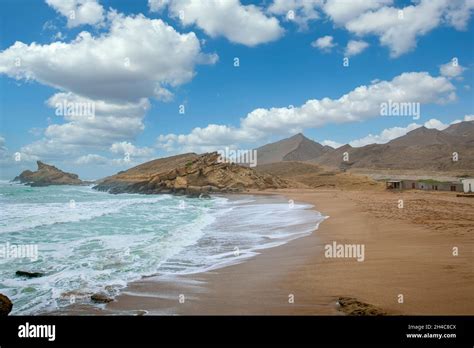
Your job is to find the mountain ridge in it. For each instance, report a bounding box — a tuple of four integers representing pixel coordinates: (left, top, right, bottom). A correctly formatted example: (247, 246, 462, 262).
(255, 121, 474, 172)
(256, 133, 333, 165)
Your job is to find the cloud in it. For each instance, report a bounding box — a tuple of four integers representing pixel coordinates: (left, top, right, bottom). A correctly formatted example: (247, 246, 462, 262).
(344, 0, 474, 57)
(344, 39, 369, 56)
(75, 154, 108, 165)
(148, 0, 170, 12)
(0, 13, 217, 161)
(45, 0, 105, 28)
(311, 35, 336, 52)
(439, 58, 466, 78)
(0, 135, 40, 165)
(157, 70, 456, 153)
(268, 0, 474, 57)
(347, 116, 473, 147)
(43, 92, 150, 146)
(240, 72, 455, 132)
(157, 124, 260, 154)
(110, 141, 154, 157)
(323, 0, 393, 25)
(51, 31, 66, 41)
(267, 0, 391, 28)
(348, 123, 420, 147)
(268, 0, 322, 29)
(321, 139, 343, 148)
(0, 135, 10, 164)
(0, 136, 6, 151)
(153, 0, 284, 46)
(450, 114, 474, 124)
(0, 14, 217, 102)
(18, 93, 151, 163)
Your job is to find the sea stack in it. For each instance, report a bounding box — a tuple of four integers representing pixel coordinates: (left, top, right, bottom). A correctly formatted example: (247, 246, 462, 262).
(13, 161, 87, 187)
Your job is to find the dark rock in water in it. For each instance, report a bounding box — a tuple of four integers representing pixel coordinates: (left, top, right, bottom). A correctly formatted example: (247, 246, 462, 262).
(0, 293, 13, 316)
(13, 161, 88, 187)
(199, 193, 211, 199)
(16, 270, 44, 278)
(91, 293, 114, 303)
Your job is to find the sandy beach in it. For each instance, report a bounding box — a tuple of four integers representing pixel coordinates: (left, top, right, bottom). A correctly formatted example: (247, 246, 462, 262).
(81, 188, 474, 316)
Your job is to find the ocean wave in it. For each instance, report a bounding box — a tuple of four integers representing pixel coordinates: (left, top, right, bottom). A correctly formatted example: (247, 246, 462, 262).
(0, 186, 324, 315)
(0, 195, 171, 234)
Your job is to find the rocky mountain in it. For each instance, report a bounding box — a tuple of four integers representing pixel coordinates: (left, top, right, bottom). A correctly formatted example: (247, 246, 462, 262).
(386, 126, 462, 147)
(314, 122, 474, 172)
(255, 133, 333, 165)
(13, 161, 86, 186)
(256, 121, 474, 172)
(443, 120, 474, 138)
(94, 152, 290, 195)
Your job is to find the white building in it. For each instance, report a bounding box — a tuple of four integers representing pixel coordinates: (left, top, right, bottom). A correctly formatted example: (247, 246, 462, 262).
(461, 178, 474, 193)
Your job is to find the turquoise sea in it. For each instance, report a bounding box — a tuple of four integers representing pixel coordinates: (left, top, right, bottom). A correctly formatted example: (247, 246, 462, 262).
(0, 181, 324, 314)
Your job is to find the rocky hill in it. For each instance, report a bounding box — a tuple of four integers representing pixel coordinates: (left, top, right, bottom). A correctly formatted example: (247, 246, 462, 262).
(313, 123, 474, 172)
(443, 120, 474, 138)
(255, 133, 333, 165)
(256, 121, 474, 173)
(13, 161, 86, 186)
(94, 152, 290, 195)
(256, 161, 384, 191)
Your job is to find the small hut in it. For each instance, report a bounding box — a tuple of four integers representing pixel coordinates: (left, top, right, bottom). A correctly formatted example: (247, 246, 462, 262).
(386, 180, 402, 190)
(462, 178, 474, 193)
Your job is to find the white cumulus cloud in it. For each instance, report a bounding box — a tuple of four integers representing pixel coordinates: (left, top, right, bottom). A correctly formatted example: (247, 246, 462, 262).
(75, 154, 108, 165)
(344, 40, 369, 56)
(0, 13, 217, 162)
(46, 0, 105, 28)
(439, 58, 466, 78)
(345, 0, 474, 57)
(0, 14, 217, 102)
(323, 0, 393, 25)
(347, 116, 472, 147)
(268, 0, 474, 57)
(321, 139, 344, 148)
(110, 141, 154, 157)
(157, 70, 456, 153)
(268, 0, 322, 29)
(311, 35, 336, 52)
(152, 0, 284, 46)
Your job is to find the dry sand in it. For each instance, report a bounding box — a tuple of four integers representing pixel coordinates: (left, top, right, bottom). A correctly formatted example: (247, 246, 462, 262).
(64, 188, 474, 315)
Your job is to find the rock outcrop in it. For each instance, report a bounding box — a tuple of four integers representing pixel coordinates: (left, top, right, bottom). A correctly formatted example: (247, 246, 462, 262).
(0, 293, 13, 316)
(336, 297, 386, 316)
(13, 161, 87, 186)
(94, 152, 290, 195)
(16, 270, 44, 278)
(91, 293, 114, 303)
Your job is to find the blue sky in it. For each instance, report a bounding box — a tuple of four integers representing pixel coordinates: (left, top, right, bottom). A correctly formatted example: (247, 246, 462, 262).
(0, 0, 473, 179)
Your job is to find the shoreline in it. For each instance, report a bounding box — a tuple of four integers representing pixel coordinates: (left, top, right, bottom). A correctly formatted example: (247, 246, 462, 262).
(49, 188, 474, 315)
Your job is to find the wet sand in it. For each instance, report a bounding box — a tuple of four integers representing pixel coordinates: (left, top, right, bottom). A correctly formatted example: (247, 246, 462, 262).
(64, 189, 474, 315)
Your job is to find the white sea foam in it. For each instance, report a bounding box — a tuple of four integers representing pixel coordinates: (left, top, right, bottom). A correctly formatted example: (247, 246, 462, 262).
(0, 184, 325, 314)
(0, 195, 170, 234)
